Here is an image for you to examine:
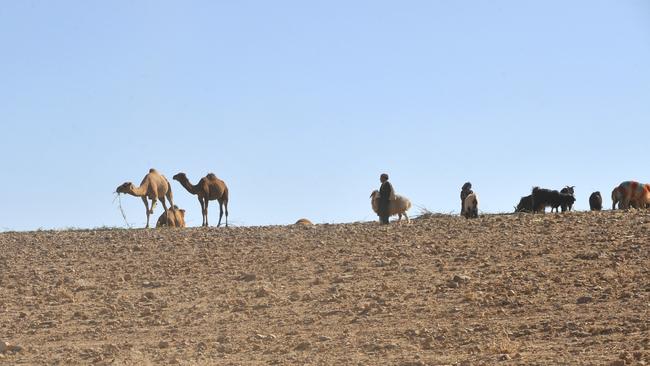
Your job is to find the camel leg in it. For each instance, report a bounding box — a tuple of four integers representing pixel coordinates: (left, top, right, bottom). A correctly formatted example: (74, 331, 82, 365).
(161, 199, 170, 227)
(198, 197, 206, 226)
(142, 197, 150, 228)
(224, 200, 228, 227)
(165, 190, 175, 226)
(404, 212, 409, 223)
(166, 190, 175, 210)
(149, 197, 157, 215)
(218, 201, 224, 227)
(205, 199, 210, 227)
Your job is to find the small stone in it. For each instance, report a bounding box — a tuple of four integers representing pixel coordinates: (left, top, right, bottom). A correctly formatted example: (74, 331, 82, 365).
(255, 288, 270, 298)
(0, 341, 7, 353)
(499, 354, 511, 361)
(239, 273, 257, 282)
(158, 341, 170, 349)
(294, 341, 311, 351)
(609, 361, 625, 366)
(144, 292, 155, 300)
(453, 274, 471, 284)
(577, 296, 593, 304)
(8, 344, 22, 353)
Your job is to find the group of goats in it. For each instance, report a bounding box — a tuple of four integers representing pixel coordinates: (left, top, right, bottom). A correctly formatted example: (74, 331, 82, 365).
(514, 180, 650, 214)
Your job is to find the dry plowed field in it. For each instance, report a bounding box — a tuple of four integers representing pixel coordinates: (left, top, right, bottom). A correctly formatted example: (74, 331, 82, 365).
(1, 211, 649, 365)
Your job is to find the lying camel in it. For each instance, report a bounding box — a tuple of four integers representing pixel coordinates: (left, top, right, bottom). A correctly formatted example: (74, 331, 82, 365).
(173, 172, 229, 227)
(116, 169, 175, 228)
(156, 206, 186, 228)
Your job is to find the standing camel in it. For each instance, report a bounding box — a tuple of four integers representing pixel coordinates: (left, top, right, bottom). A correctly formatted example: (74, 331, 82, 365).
(116, 168, 175, 228)
(173, 172, 229, 227)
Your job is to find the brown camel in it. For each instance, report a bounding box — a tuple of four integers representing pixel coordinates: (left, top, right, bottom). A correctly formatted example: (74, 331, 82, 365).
(156, 206, 186, 228)
(173, 172, 229, 227)
(116, 168, 175, 228)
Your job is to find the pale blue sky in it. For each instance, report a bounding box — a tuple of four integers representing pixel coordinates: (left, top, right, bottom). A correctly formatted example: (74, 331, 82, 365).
(1, 1, 649, 230)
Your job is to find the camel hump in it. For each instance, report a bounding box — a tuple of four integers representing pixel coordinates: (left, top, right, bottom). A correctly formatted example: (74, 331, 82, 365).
(206, 173, 217, 179)
(149, 168, 158, 173)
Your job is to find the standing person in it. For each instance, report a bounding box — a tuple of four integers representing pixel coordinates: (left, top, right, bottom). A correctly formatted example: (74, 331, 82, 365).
(378, 173, 394, 224)
(460, 182, 473, 216)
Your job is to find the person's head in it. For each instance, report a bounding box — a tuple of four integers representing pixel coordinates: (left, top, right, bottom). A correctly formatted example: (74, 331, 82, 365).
(462, 182, 472, 191)
(380, 173, 389, 183)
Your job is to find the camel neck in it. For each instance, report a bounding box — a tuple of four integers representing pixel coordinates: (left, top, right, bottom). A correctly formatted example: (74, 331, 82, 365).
(129, 183, 149, 197)
(179, 178, 200, 195)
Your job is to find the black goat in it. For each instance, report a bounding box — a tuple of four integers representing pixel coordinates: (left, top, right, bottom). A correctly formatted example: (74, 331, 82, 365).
(560, 185, 576, 211)
(589, 191, 602, 211)
(532, 187, 576, 213)
(515, 194, 534, 213)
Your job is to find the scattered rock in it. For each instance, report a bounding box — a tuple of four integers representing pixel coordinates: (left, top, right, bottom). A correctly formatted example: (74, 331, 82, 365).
(0, 341, 22, 354)
(158, 341, 170, 349)
(294, 341, 311, 351)
(453, 274, 471, 284)
(577, 296, 593, 304)
(255, 287, 270, 298)
(238, 273, 257, 282)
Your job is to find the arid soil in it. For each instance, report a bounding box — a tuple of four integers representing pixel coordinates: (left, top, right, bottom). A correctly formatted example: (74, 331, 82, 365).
(1, 210, 649, 365)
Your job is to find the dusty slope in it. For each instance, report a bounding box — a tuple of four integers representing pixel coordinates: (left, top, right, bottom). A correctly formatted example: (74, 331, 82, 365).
(0, 210, 649, 365)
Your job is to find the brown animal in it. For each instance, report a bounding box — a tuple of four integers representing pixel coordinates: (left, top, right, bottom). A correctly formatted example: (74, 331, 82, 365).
(611, 181, 650, 210)
(173, 172, 229, 227)
(156, 206, 186, 228)
(116, 169, 175, 228)
(294, 218, 313, 225)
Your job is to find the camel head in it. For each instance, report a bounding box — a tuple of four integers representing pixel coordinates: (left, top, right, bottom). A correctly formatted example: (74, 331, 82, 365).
(369, 190, 379, 200)
(172, 172, 187, 182)
(116, 182, 135, 194)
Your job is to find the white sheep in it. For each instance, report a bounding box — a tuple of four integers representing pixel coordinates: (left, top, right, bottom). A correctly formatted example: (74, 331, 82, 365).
(462, 192, 479, 219)
(369, 190, 412, 223)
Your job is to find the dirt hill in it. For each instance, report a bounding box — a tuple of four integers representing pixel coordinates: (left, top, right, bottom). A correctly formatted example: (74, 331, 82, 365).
(1, 210, 648, 365)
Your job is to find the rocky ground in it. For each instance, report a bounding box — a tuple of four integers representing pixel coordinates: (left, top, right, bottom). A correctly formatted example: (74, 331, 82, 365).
(1, 210, 649, 365)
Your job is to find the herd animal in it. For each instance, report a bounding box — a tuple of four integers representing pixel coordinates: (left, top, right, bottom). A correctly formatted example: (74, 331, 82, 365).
(173, 173, 229, 227)
(117, 169, 648, 228)
(156, 206, 186, 228)
(589, 192, 602, 211)
(611, 181, 650, 210)
(462, 192, 479, 219)
(369, 190, 412, 223)
(116, 169, 176, 228)
(531, 187, 576, 213)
